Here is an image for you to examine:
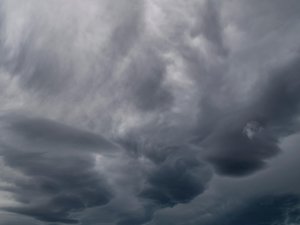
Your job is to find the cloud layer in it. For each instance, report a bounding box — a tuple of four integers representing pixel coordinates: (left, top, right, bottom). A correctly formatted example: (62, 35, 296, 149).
(0, 0, 300, 224)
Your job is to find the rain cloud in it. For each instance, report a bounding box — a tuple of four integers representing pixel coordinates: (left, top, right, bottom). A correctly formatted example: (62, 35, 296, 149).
(0, 0, 300, 224)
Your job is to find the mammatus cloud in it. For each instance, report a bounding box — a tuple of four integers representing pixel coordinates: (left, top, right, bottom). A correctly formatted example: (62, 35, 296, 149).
(139, 147, 211, 207)
(0, 0, 300, 224)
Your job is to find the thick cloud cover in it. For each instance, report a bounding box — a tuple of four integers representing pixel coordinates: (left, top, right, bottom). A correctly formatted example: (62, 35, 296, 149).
(0, 0, 300, 224)
(0, 115, 116, 223)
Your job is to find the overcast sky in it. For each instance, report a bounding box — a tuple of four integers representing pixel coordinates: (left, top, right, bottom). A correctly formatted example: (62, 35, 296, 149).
(0, 0, 300, 224)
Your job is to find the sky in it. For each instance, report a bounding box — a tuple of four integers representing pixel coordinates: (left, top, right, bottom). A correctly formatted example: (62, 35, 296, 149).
(0, 0, 300, 224)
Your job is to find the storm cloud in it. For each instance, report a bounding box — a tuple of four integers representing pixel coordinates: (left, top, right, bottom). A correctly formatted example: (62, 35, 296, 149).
(0, 115, 116, 223)
(0, 0, 300, 224)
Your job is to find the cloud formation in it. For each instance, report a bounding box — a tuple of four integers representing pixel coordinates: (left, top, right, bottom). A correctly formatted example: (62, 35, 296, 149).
(0, 0, 300, 224)
(0, 115, 117, 223)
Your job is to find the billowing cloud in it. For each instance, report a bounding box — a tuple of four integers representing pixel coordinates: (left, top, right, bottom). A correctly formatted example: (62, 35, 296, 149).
(139, 146, 211, 207)
(198, 55, 300, 176)
(0, 0, 300, 224)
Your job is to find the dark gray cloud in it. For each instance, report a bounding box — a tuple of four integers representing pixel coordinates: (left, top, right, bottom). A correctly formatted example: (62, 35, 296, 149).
(139, 146, 211, 207)
(125, 48, 174, 112)
(198, 55, 300, 176)
(0, 115, 116, 224)
(0, 0, 300, 224)
(147, 126, 300, 225)
(208, 194, 300, 225)
(5, 115, 120, 154)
